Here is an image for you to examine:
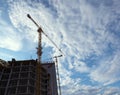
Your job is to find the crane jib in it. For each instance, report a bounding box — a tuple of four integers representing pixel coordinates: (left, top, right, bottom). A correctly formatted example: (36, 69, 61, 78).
(27, 14, 64, 55)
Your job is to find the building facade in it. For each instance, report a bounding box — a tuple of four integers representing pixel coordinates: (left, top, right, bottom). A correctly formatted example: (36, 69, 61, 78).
(0, 59, 58, 95)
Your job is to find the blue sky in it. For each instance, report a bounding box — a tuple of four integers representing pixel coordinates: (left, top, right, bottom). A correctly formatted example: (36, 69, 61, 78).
(0, 0, 120, 95)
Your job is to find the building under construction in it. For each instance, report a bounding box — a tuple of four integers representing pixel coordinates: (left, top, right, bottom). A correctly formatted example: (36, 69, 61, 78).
(0, 58, 58, 95)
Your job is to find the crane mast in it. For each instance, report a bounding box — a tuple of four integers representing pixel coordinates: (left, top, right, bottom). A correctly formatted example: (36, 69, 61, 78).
(27, 14, 42, 63)
(27, 14, 42, 95)
(53, 55, 62, 95)
(37, 28, 42, 63)
(27, 14, 63, 95)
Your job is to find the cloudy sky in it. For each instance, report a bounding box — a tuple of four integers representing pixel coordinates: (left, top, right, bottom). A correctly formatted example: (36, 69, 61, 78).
(0, 0, 120, 95)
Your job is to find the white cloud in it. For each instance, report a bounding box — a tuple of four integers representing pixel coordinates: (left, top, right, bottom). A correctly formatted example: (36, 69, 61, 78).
(61, 76, 81, 95)
(74, 86, 120, 95)
(73, 61, 90, 73)
(90, 51, 120, 85)
(103, 87, 120, 95)
(8, 0, 64, 52)
(0, 16, 22, 51)
(61, 83, 120, 95)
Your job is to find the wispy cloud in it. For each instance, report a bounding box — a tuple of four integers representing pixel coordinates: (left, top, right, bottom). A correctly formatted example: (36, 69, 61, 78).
(103, 87, 120, 95)
(75, 86, 120, 95)
(0, 16, 22, 51)
(90, 50, 120, 85)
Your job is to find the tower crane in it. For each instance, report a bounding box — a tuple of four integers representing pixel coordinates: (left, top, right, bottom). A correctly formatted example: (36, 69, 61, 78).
(27, 14, 64, 63)
(53, 55, 62, 95)
(27, 14, 63, 95)
(27, 14, 42, 63)
(27, 14, 43, 95)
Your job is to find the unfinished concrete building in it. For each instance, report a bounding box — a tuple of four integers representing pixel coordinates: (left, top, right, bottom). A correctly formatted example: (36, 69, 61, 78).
(0, 59, 58, 95)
